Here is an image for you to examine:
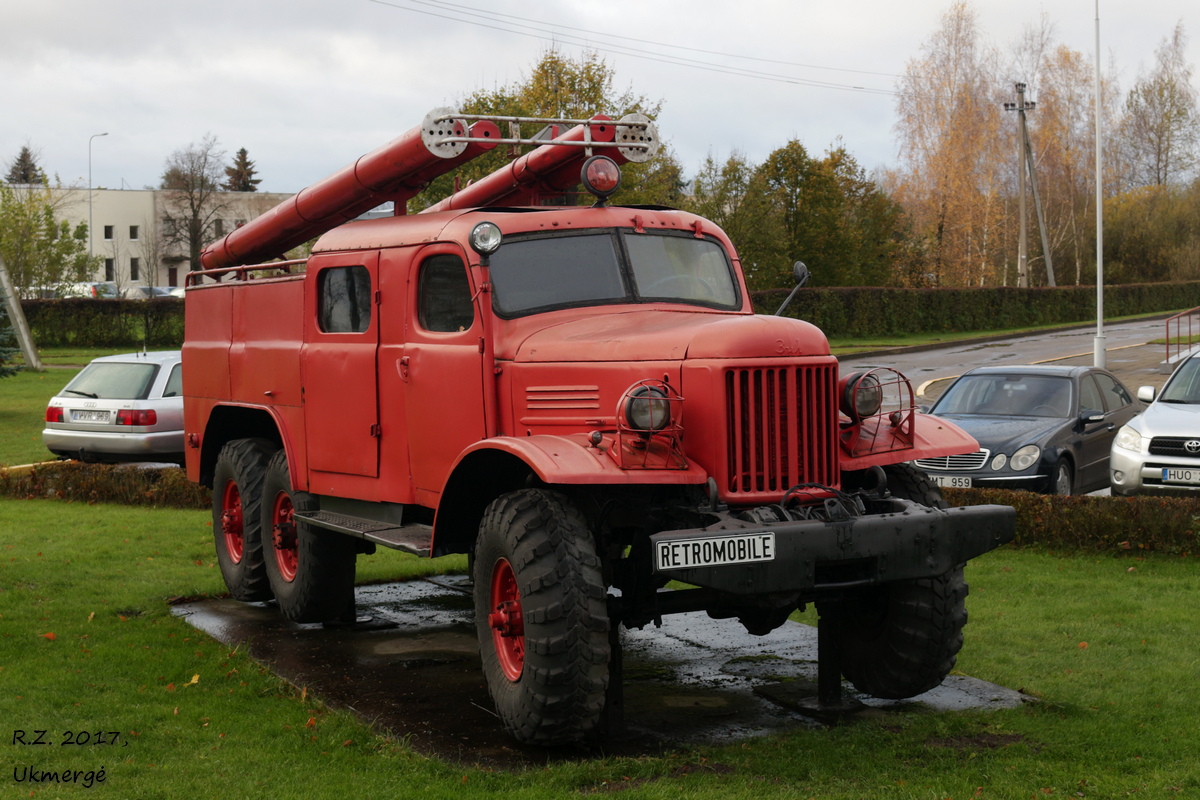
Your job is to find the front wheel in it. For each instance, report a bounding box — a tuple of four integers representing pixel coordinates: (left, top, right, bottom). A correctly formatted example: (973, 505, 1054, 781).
(834, 463, 967, 699)
(473, 489, 610, 745)
(260, 450, 356, 623)
(1051, 460, 1073, 495)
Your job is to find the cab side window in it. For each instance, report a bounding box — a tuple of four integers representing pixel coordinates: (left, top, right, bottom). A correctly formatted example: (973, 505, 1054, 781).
(418, 255, 474, 333)
(318, 266, 372, 333)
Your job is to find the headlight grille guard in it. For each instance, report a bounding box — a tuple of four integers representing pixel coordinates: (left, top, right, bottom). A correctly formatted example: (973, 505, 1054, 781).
(609, 379, 689, 470)
(838, 368, 917, 458)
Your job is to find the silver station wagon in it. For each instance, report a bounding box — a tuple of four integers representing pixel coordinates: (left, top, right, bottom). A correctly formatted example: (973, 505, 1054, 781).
(42, 351, 184, 465)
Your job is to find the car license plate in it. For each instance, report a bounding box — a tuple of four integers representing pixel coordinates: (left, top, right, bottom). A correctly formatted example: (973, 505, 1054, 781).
(655, 533, 775, 571)
(1162, 468, 1200, 485)
(70, 410, 110, 423)
(930, 475, 973, 488)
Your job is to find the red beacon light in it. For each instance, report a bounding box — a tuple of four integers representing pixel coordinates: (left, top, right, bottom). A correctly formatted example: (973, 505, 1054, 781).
(581, 155, 621, 206)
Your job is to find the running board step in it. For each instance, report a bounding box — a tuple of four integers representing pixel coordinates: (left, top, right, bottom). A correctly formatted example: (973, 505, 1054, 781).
(296, 511, 432, 557)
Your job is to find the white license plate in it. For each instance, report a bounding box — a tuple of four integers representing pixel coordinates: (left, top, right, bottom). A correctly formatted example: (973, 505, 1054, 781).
(1162, 468, 1200, 485)
(931, 475, 973, 488)
(71, 410, 110, 423)
(655, 533, 775, 571)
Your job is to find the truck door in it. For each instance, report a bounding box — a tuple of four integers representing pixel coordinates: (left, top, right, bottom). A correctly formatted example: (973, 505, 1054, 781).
(302, 252, 380, 477)
(404, 247, 487, 499)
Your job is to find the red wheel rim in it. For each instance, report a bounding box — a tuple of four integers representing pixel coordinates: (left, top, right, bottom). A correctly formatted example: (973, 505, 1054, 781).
(270, 491, 298, 582)
(219, 481, 244, 563)
(487, 557, 525, 681)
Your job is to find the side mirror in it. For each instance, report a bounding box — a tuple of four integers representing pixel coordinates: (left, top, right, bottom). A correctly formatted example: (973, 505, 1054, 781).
(1137, 385, 1156, 403)
(773, 261, 810, 317)
(1080, 410, 1105, 425)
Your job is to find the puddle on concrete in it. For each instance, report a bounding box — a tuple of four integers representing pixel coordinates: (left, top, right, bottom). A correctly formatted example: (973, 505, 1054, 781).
(173, 576, 1029, 768)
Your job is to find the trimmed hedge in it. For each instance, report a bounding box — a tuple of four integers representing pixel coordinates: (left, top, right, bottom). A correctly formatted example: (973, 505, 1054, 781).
(944, 488, 1200, 555)
(18, 282, 1200, 347)
(0, 462, 209, 509)
(753, 281, 1200, 339)
(3, 463, 1195, 556)
(19, 298, 184, 348)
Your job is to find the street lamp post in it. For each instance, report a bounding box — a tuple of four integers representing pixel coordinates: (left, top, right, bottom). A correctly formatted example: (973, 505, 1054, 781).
(88, 132, 108, 259)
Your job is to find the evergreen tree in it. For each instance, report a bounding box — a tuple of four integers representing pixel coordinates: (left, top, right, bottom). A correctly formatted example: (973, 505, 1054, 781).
(224, 148, 261, 192)
(4, 145, 42, 185)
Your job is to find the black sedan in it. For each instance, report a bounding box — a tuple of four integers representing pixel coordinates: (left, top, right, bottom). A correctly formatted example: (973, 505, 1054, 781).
(914, 365, 1140, 495)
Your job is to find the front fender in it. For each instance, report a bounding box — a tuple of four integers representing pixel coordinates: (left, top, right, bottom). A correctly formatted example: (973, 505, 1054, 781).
(456, 433, 711, 486)
(840, 413, 979, 472)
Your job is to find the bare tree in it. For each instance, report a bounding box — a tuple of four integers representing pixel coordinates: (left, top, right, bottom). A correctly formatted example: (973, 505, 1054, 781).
(1119, 21, 1199, 187)
(159, 134, 230, 273)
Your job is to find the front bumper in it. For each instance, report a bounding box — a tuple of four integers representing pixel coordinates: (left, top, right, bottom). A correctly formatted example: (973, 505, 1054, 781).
(1110, 448, 1200, 496)
(651, 499, 1015, 595)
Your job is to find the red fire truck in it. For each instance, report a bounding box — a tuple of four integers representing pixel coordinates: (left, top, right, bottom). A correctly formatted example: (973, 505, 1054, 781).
(183, 109, 1014, 745)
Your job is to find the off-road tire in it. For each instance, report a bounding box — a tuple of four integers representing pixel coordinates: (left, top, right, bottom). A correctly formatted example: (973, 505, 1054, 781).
(260, 450, 356, 623)
(473, 489, 610, 745)
(212, 438, 276, 601)
(836, 463, 968, 699)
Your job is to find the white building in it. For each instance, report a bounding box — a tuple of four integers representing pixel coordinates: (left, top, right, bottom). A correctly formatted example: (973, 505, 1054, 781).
(56, 188, 295, 293)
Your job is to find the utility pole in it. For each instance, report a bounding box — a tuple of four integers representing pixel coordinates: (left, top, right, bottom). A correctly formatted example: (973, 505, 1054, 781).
(1004, 84, 1034, 288)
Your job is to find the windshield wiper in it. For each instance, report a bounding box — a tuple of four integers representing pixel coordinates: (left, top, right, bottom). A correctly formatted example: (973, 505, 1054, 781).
(64, 389, 99, 398)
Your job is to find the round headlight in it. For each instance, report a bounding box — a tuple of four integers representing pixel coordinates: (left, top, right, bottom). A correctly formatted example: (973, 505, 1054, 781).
(469, 221, 502, 256)
(1010, 445, 1041, 471)
(842, 373, 883, 420)
(626, 385, 671, 431)
(990, 453, 1007, 471)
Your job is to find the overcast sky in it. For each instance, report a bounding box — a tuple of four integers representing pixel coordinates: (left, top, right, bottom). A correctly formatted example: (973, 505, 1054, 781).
(2, 0, 1195, 195)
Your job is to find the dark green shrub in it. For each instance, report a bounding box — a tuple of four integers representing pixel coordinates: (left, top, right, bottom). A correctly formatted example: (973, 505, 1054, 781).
(753, 281, 1200, 339)
(944, 488, 1200, 554)
(0, 461, 209, 509)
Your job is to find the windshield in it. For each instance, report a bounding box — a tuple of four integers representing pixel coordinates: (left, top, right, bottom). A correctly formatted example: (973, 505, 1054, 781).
(1160, 358, 1200, 403)
(63, 362, 160, 400)
(932, 374, 1073, 418)
(487, 230, 740, 316)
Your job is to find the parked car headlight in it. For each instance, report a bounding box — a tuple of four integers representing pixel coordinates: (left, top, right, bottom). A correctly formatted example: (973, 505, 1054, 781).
(1010, 445, 1041, 471)
(1114, 425, 1142, 452)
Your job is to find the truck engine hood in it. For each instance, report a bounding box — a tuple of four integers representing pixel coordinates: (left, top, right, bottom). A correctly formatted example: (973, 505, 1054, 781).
(508, 310, 830, 363)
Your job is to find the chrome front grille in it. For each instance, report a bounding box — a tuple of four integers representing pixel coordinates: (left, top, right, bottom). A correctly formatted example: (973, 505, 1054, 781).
(914, 450, 990, 471)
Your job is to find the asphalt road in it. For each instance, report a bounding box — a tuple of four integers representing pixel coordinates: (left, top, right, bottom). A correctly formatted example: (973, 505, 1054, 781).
(838, 317, 1178, 403)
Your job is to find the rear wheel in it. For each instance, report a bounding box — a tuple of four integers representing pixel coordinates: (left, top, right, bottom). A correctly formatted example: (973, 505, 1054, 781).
(835, 463, 968, 699)
(260, 450, 356, 623)
(473, 489, 610, 744)
(212, 438, 275, 601)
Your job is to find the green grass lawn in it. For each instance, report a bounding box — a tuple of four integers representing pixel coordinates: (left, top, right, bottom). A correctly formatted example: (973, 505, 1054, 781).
(0, 367, 78, 467)
(3, 497, 1200, 798)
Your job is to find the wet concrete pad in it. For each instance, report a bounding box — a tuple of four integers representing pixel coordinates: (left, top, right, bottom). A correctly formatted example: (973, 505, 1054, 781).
(173, 576, 1029, 767)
